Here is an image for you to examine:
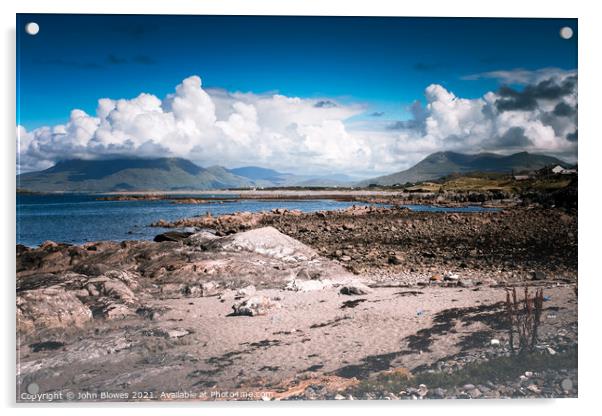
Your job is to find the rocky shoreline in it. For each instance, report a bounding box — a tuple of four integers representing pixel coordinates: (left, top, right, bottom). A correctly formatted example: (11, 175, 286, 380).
(151, 205, 577, 284)
(16, 205, 577, 401)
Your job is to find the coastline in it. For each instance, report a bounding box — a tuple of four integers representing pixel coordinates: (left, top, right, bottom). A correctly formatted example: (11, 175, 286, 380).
(16, 203, 577, 400)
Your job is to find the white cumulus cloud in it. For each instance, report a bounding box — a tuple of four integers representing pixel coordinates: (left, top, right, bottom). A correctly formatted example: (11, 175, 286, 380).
(386, 70, 577, 166)
(17, 71, 577, 177)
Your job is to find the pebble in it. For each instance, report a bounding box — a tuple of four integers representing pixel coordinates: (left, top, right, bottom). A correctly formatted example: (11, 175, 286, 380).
(527, 384, 541, 394)
(431, 387, 446, 398)
(468, 388, 482, 398)
(444, 272, 460, 281)
(388, 255, 404, 265)
(561, 378, 573, 392)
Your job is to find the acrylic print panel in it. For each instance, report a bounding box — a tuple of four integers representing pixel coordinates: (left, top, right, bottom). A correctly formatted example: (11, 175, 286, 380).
(16, 14, 578, 402)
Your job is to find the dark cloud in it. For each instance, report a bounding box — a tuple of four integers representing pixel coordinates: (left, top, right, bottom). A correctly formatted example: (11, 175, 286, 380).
(370, 111, 385, 117)
(409, 100, 427, 123)
(387, 120, 421, 130)
(553, 102, 576, 117)
(314, 100, 337, 108)
(496, 127, 533, 147)
(566, 130, 578, 142)
(495, 86, 538, 111)
(495, 76, 577, 112)
(539, 111, 570, 137)
(386, 121, 405, 130)
(387, 100, 427, 132)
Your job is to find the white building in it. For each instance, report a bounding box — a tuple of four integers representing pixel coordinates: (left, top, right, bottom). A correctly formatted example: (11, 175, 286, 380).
(551, 165, 577, 175)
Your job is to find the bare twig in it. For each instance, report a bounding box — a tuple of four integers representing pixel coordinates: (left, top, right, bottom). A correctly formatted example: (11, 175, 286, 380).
(505, 287, 544, 354)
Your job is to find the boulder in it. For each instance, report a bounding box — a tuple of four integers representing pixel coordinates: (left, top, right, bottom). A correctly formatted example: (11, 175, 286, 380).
(285, 279, 332, 292)
(165, 329, 190, 338)
(231, 296, 281, 316)
(182, 281, 221, 297)
(40, 240, 59, 249)
(444, 272, 460, 281)
(150, 328, 190, 339)
(17, 287, 92, 332)
(199, 281, 221, 297)
(339, 282, 373, 296)
(187, 231, 219, 246)
(98, 279, 137, 304)
(73, 262, 111, 276)
(103, 270, 140, 289)
(206, 227, 317, 262)
(16, 244, 30, 256)
(154, 231, 193, 243)
(101, 302, 137, 320)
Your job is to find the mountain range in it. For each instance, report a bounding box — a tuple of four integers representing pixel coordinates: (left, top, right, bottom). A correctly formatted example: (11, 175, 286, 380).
(358, 151, 569, 186)
(17, 151, 569, 192)
(16, 158, 353, 192)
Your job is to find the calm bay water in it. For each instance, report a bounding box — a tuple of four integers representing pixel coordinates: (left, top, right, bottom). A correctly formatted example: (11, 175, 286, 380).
(16, 194, 363, 247)
(16, 194, 499, 247)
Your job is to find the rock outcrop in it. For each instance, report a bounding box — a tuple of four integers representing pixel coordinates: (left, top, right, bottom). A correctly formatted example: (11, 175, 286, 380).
(231, 296, 281, 316)
(205, 226, 318, 262)
(16, 227, 354, 334)
(17, 287, 92, 333)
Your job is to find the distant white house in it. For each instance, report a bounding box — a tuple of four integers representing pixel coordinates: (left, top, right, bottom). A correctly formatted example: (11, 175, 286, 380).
(551, 165, 577, 175)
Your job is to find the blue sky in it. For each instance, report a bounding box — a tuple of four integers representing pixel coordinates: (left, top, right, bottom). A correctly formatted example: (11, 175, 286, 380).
(17, 14, 577, 129)
(16, 14, 578, 175)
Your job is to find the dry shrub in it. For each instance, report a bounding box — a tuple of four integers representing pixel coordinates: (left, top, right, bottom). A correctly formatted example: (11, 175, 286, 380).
(505, 287, 544, 354)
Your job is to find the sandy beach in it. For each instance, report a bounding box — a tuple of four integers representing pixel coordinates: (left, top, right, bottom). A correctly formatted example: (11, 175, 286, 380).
(16, 203, 578, 401)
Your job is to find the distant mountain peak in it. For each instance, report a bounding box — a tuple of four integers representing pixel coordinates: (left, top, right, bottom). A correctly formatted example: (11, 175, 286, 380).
(17, 157, 253, 192)
(359, 151, 568, 186)
(16, 157, 355, 192)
